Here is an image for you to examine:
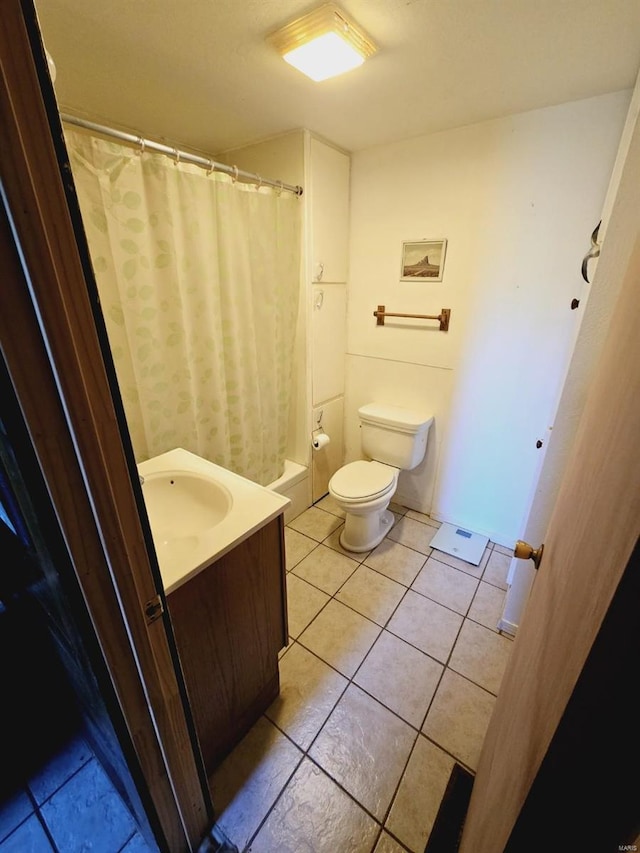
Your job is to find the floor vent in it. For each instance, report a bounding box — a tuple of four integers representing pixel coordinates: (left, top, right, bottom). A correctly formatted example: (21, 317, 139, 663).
(424, 762, 474, 853)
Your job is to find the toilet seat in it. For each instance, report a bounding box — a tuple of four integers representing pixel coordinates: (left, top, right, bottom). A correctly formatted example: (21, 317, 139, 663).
(329, 460, 397, 503)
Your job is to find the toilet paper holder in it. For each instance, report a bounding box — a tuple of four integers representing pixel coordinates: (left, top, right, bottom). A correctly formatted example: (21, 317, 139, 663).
(312, 426, 330, 450)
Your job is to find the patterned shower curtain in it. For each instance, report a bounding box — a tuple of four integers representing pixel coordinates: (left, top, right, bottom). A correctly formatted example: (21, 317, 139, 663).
(66, 129, 301, 485)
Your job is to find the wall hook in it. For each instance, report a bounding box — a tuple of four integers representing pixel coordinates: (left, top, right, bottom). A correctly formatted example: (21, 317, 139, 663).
(581, 220, 601, 283)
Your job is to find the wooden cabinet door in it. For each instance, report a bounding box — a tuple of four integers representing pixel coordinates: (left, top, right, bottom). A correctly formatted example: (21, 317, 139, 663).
(167, 518, 286, 773)
(309, 137, 350, 284)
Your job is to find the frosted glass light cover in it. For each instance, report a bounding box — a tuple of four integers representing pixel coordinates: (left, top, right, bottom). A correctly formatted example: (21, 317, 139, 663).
(283, 32, 365, 81)
(268, 3, 376, 83)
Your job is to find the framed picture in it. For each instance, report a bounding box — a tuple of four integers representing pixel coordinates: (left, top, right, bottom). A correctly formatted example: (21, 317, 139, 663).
(400, 239, 447, 282)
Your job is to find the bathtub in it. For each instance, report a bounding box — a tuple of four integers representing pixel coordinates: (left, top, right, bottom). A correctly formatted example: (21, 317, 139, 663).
(266, 459, 309, 523)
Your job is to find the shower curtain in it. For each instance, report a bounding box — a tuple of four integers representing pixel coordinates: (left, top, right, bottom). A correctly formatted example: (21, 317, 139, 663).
(65, 129, 301, 486)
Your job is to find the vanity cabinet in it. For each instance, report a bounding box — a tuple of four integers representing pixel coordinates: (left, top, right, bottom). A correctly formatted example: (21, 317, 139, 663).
(166, 515, 287, 774)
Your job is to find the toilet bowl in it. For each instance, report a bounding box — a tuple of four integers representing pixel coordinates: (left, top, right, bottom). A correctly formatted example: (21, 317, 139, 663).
(329, 460, 399, 552)
(328, 403, 434, 553)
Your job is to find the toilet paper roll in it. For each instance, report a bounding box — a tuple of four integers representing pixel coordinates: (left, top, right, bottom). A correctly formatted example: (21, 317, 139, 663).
(312, 432, 331, 451)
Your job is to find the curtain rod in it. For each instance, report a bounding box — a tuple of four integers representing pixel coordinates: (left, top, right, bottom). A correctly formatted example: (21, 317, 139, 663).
(60, 113, 304, 197)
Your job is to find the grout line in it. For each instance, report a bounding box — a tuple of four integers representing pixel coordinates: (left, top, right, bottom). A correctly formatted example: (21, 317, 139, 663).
(116, 829, 139, 852)
(378, 731, 421, 836)
(420, 731, 477, 776)
(26, 790, 62, 853)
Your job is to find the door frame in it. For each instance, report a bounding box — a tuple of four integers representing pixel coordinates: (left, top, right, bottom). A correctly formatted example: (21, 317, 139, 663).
(1, 2, 212, 848)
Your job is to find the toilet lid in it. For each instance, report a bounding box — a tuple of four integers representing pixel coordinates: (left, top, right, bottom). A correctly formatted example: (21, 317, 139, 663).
(330, 461, 396, 501)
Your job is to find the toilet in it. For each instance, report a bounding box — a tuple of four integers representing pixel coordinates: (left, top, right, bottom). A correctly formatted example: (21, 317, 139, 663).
(329, 403, 434, 553)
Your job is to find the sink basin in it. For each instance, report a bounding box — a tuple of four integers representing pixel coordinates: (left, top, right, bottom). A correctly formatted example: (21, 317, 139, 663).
(137, 448, 289, 594)
(143, 470, 232, 539)
(141, 470, 232, 572)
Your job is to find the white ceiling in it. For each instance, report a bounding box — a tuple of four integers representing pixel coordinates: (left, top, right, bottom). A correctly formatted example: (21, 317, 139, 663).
(35, 0, 640, 156)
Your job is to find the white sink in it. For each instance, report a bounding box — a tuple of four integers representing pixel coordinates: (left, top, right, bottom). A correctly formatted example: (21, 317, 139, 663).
(138, 448, 290, 594)
(142, 470, 232, 539)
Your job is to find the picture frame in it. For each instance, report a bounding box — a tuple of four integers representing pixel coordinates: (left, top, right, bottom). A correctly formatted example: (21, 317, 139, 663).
(400, 239, 447, 282)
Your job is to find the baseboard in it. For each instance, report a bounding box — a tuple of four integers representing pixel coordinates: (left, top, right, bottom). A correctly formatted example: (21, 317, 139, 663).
(497, 616, 518, 636)
(424, 763, 474, 853)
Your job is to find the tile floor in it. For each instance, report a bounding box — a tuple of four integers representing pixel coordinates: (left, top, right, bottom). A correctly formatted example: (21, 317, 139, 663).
(210, 499, 515, 853)
(1, 501, 513, 853)
(0, 731, 154, 852)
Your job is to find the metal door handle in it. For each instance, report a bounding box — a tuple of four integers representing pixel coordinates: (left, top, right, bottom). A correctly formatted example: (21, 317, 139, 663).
(514, 540, 544, 571)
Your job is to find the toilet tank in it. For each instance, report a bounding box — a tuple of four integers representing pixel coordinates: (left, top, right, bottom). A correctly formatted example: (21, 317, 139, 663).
(358, 403, 434, 470)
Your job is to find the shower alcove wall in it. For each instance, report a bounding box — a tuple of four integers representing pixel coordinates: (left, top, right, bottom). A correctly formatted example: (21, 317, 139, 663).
(219, 131, 350, 520)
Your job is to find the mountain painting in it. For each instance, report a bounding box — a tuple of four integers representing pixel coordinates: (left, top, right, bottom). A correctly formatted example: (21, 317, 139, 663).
(400, 239, 447, 282)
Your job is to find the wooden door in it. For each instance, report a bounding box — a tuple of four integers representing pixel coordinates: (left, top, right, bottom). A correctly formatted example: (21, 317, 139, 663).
(459, 231, 640, 848)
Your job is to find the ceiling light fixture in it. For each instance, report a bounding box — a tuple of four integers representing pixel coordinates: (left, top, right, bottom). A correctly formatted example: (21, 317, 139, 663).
(268, 2, 377, 82)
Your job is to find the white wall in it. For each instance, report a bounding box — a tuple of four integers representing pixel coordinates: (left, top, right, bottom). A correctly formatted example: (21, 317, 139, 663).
(347, 91, 630, 545)
(500, 72, 640, 631)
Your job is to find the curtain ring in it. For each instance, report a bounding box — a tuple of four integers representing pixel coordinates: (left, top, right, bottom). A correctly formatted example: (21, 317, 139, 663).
(276, 180, 283, 196)
(173, 148, 181, 166)
(256, 175, 263, 191)
(206, 158, 215, 176)
(137, 136, 145, 156)
(231, 165, 239, 183)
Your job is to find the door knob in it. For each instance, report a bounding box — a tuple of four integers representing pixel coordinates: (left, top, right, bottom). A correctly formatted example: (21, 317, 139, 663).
(514, 540, 544, 571)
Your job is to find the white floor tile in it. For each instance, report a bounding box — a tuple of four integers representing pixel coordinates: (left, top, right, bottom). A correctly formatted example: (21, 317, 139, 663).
(284, 528, 318, 571)
(364, 539, 427, 587)
(387, 517, 437, 554)
(288, 507, 343, 542)
(422, 669, 495, 771)
(387, 590, 463, 664)
(482, 549, 511, 590)
(309, 684, 415, 821)
(411, 559, 479, 615)
(336, 565, 406, 626)
(285, 573, 330, 638)
(209, 717, 302, 852)
(248, 758, 379, 853)
(374, 831, 409, 853)
(468, 580, 507, 632)
(448, 619, 513, 695)
(386, 735, 455, 852)
(298, 599, 381, 678)
(266, 643, 348, 750)
(354, 631, 443, 728)
(292, 544, 359, 596)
